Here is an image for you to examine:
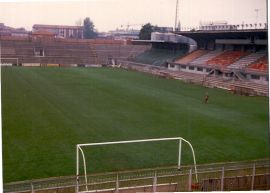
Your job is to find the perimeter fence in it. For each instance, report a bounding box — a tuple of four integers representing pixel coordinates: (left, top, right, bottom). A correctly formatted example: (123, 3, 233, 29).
(4, 159, 270, 193)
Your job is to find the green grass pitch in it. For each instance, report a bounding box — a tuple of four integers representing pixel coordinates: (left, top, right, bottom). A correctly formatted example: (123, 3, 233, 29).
(2, 67, 269, 182)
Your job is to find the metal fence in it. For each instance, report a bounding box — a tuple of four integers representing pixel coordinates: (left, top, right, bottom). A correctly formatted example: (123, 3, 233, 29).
(4, 159, 270, 193)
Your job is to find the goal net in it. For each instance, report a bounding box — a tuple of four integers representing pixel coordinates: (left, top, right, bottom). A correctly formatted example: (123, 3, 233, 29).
(75, 137, 198, 193)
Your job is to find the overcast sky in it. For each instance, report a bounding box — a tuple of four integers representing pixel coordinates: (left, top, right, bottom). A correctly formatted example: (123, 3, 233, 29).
(0, 0, 267, 32)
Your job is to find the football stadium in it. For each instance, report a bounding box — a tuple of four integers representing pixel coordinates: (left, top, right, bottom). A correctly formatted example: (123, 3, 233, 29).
(1, 0, 269, 192)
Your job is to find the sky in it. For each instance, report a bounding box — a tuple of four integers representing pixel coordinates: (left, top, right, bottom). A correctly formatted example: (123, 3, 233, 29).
(0, 0, 267, 32)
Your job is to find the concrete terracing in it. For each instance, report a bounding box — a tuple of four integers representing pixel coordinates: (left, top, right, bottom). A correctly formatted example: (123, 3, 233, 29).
(0, 37, 150, 66)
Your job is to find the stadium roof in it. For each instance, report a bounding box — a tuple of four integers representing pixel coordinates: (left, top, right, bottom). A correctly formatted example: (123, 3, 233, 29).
(132, 40, 165, 43)
(175, 29, 268, 39)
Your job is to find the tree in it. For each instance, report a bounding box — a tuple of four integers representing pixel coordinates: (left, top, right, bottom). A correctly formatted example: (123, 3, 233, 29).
(139, 23, 153, 40)
(83, 17, 97, 39)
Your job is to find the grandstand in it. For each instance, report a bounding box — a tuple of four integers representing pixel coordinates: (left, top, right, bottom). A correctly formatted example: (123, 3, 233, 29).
(164, 29, 268, 94)
(0, 35, 151, 67)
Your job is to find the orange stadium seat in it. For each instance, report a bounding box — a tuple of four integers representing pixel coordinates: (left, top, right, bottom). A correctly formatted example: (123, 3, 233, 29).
(206, 51, 249, 66)
(247, 56, 268, 71)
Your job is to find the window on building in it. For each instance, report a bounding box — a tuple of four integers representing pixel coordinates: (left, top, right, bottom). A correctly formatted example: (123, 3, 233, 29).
(251, 74, 260, 80)
(188, 66, 195, 70)
(197, 67, 203, 71)
(170, 64, 175, 68)
(69, 29, 74, 38)
(59, 29, 65, 37)
(34, 48, 45, 57)
(181, 65, 186, 69)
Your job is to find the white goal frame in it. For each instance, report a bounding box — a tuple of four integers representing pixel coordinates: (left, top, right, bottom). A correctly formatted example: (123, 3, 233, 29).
(0, 58, 18, 66)
(76, 137, 198, 193)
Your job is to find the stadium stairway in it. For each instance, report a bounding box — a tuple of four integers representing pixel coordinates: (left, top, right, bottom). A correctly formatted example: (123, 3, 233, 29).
(88, 44, 99, 64)
(189, 50, 223, 66)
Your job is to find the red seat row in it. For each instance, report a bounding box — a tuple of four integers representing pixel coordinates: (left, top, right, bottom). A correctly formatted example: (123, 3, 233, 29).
(247, 56, 268, 71)
(206, 51, 249, 66)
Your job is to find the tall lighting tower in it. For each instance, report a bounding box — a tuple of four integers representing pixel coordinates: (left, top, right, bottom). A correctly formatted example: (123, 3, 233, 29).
(175, 0, 179, 32)
(254, 9, 260, 24)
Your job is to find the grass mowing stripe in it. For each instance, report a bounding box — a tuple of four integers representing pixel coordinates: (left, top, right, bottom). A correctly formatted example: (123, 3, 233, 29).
(2, 67, 268, 182)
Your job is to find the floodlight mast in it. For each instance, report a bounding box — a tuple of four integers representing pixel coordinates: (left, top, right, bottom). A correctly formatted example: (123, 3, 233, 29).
(76, 137, 198, 193)
(175, 0, 179, 32)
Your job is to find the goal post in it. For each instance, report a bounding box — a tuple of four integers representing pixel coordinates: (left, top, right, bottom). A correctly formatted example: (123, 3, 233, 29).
(0, 58, 18, 66)
(76, 137, 198, 193)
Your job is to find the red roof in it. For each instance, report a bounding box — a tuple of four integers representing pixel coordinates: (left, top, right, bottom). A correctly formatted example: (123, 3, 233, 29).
(32, 30, 55, 36)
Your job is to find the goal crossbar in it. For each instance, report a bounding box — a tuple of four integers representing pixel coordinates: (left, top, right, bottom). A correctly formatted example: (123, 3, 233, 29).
(78, 137, 182, 147)
(76, 137, 198, 193)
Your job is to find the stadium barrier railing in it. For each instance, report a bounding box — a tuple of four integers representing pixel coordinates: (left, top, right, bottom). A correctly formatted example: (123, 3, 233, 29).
(3, 159, 270, 193)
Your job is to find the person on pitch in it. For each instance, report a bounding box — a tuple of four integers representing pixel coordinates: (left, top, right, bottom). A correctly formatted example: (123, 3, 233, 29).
(204, 92, 209, 104)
